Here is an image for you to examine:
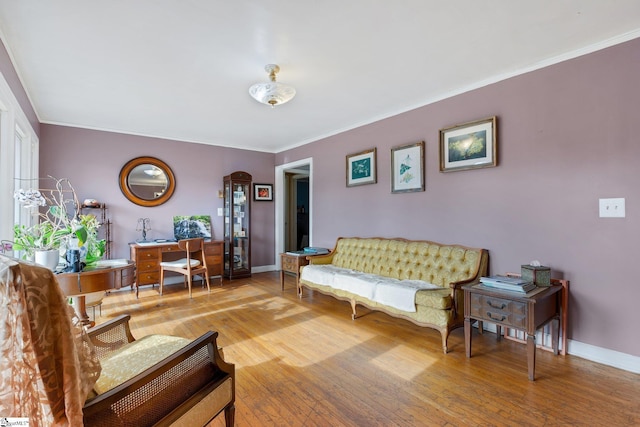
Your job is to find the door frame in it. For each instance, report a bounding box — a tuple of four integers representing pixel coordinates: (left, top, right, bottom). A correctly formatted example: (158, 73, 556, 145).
(275, 157, 312, 270)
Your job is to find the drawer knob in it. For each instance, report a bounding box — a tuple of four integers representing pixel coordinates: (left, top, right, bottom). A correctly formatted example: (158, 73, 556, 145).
(488, 301, 506, 310)
(487, 312, 506, 322)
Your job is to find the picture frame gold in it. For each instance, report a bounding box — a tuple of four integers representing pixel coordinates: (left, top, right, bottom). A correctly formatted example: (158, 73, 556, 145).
(439, 116, 497, 172)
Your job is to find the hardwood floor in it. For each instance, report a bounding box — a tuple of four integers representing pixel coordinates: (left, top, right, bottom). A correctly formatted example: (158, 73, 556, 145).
(99, 272, 639, 426)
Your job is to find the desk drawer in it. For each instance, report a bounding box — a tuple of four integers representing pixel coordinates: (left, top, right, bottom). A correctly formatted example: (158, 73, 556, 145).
(205, 243, 222, 256)
(137, 271, 160, 286)
(137, 248, 160, 262)
(470, 294, 527, 329)
(138, 259, 160, 272)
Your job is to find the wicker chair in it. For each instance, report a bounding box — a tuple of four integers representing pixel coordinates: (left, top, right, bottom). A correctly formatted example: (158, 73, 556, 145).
(83, 314, 235, 426)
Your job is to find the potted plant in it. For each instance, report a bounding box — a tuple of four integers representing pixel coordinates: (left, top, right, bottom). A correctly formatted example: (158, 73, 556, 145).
(11, 177, 106, 270)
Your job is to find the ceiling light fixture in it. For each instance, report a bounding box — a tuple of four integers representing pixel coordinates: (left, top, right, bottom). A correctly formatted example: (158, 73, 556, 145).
(144, 168, 162, 177)
(249, 64, 296, 107)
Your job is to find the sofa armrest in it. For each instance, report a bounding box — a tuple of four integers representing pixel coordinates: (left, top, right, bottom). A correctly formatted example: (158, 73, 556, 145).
(83, 330, 235, 426)
(447, 248, 489, 316)
(86, 314, 136, 360)
(308, 252, 334, 265)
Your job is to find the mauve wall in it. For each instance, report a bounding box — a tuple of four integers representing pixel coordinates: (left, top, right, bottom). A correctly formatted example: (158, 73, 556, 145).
(0, 39, 39, 135)
(277, 38, 640, 357)
(39, 125, 276, 267)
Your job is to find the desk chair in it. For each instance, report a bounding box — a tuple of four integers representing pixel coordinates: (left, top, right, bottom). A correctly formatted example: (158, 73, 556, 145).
(159, 238, 211, 298)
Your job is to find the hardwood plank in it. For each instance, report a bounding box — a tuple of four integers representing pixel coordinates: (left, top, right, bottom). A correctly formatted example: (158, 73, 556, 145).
(97, 272, 640, 427)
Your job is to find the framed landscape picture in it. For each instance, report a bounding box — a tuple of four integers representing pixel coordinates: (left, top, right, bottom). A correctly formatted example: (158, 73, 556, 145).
(254, 183, 273, 201)
(173, 215, 212, 240)
(346, 148, 377, 187)
(439, 116, 497, 172)
(391, 141, 424, 193)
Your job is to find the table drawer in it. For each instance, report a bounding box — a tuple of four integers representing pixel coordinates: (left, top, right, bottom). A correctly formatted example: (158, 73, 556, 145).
(281, 259, 297, 272)
(470, 294, 527, 329)
(480, 310, 527, 329)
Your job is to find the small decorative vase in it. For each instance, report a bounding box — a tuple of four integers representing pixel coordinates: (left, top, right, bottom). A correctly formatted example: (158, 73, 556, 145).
(34, 249, 61, 271)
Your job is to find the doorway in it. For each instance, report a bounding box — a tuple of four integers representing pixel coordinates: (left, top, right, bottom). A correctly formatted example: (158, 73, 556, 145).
(275, 158, 312, 269)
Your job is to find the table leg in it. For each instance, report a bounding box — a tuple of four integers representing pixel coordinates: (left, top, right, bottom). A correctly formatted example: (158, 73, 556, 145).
(464, 318, 472, 357)
(551, 317, 560, 356)
(280, 269, 285, 291)
(527, 333, 536, 381)
(71, 295, 94, 328)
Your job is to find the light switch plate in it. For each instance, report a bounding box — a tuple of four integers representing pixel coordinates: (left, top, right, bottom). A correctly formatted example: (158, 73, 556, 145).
(217, 207, 223, 216)
(599, 198, 625, 218)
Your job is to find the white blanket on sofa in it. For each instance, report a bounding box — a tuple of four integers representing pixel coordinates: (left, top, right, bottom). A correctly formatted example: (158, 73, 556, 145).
(300, 265, 439, 312)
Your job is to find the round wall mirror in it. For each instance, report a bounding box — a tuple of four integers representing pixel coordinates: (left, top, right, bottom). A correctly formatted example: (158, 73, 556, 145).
(119, 156, 176, 207)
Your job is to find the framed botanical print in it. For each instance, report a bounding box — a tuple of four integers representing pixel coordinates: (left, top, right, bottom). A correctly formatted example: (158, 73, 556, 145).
(346, 148, 377, 187)
(391, 141, 425, 193)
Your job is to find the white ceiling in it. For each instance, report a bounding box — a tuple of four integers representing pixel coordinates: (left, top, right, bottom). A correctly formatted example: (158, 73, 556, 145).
(0, 1, 639, 153)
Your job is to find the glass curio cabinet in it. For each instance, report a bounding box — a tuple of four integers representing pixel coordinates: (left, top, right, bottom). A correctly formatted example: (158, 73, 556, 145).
(223, 171, 252, 279)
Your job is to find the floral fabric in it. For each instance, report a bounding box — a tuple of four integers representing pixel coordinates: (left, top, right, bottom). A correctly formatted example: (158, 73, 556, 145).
(0, 255, 101, 426)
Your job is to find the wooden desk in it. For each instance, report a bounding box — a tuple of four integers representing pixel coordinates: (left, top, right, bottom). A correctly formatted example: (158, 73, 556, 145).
(56, 260, 135, 326)
(130, 240, 223, 296)
(463, 283, 562, 381)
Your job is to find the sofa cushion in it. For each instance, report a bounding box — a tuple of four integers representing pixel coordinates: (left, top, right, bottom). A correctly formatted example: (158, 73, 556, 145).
(415, 288, 453, 309)
(301, 264, 441, 312)
(94, 334, 190, 394)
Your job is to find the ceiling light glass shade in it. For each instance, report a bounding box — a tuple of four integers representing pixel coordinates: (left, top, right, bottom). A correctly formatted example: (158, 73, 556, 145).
(249, 64, 296, 107)
(144, 168, 161, 177)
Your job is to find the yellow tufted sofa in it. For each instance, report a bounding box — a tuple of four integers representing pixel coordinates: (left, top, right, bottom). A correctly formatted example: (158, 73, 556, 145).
(298, 237, 489, 353)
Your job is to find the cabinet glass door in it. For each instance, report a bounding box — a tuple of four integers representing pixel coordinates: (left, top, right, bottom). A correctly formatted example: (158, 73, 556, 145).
(223, 171, 251, 279)
(232, 184, 249, 274)
(224, 181, 231, 272)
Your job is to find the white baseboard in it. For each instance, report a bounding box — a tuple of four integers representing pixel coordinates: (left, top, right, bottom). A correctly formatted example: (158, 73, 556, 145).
(252, 264, 276, 274)
(478, 323, 639, 374)
(568, 339, 640, 374)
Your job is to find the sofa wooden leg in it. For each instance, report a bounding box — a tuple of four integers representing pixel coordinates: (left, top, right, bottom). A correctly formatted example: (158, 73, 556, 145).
(350, 299, 358, 320)
(441, 331, 449, 354)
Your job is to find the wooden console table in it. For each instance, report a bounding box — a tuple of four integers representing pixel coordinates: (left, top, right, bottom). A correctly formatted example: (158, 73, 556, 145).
(129, 240, 223, 297)
(56, 260, 135, 327)
(463, 283, 563, 381)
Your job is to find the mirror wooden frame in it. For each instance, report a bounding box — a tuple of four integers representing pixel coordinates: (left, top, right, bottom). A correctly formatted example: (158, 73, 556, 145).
(119, 156, 176, 207)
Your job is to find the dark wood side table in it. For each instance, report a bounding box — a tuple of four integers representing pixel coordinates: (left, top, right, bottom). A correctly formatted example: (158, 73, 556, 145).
(463, 283, 563, 380)
(280, 253, 311, 291)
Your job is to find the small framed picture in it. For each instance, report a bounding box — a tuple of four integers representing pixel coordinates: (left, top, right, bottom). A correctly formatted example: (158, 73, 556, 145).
(253, 183, 273, 201)
(346, 148, 377, 187)
(440, 116, 497, 172)
(391, 141, 425, 193)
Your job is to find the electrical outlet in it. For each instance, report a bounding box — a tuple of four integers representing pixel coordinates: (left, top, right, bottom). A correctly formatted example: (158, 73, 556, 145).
(599, 198, 625, 218)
